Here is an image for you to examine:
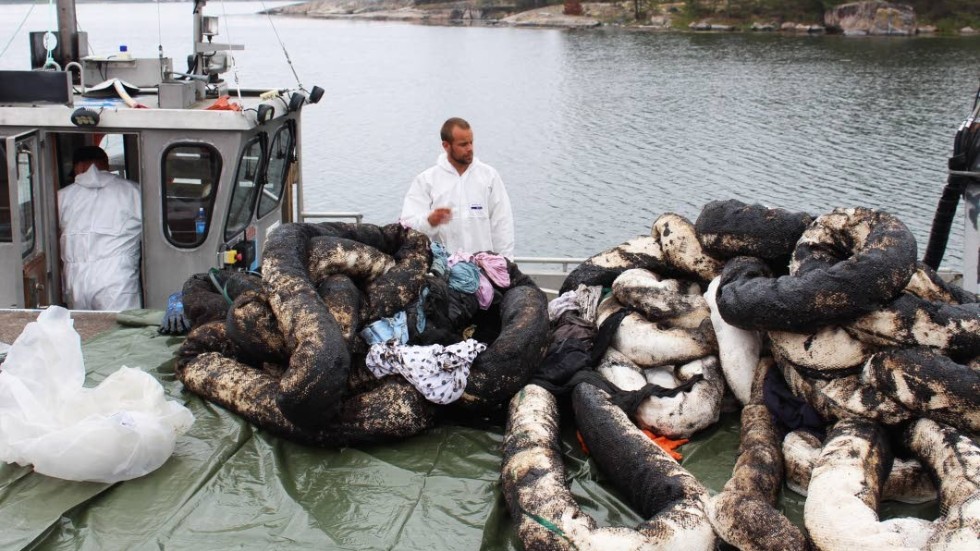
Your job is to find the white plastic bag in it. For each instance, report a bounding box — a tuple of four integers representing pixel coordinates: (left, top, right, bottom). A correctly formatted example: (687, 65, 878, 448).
(0, 306, 194, 483)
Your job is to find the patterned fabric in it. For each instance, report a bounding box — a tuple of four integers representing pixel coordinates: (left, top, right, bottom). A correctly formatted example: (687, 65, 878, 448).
(365, 339, 487, 404)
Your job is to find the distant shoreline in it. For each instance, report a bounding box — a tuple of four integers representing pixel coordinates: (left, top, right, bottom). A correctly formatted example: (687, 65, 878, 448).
(2, 0, 973, 36)
(266, 1, 979, 36)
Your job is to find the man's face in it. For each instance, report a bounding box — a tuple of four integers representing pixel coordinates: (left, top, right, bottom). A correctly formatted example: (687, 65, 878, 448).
(443, 127, 474, 167)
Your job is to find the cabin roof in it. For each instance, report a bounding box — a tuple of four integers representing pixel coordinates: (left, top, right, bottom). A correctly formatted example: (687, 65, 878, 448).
(0, 68, 294, 132)
(0, 89, 287, 132)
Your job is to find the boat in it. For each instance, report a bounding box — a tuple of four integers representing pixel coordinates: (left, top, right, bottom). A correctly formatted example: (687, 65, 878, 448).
(3, 1, 977, 310)
(0, 0, 324, 311)
(1, 2, 978, 549)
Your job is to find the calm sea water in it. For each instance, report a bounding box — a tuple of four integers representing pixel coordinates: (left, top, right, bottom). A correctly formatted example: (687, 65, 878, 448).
(2, 2, 978, 269)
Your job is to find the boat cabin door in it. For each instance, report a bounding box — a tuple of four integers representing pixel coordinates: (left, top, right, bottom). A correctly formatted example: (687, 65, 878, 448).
(1, 131, 51, 309)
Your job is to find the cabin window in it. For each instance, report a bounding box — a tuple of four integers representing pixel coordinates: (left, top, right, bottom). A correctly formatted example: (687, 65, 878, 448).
(257, 122, 295, 219)
(0, 147, 9, 243)
(224, 137, 265, 240)
(162, 144, 221, 247)
(16, 146, 35, 257)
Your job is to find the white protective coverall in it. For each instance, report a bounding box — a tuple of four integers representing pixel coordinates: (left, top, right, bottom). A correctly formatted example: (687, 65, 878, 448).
(400, 153, 515, 258)
(58, 165, 142, 310)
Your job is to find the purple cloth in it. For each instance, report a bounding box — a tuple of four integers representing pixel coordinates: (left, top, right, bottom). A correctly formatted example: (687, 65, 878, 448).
(473, 252, 511, 288)
(476, 273, 494, 309)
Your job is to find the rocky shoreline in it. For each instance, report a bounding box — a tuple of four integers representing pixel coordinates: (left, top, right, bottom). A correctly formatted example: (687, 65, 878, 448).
(268, 1, 979, 35)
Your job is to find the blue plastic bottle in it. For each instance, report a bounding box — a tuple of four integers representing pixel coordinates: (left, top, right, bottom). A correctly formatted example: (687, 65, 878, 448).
(195, 208, 206, 237)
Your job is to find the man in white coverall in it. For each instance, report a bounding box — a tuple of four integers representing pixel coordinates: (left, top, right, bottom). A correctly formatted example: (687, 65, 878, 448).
(58, 146, 142, 310)
(400, 117, 515, 258)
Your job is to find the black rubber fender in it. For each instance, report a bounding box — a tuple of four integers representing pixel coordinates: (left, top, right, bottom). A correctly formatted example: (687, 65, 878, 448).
(560, 235, 671, 294)
(453, 261, 549, 414)
(176, 349, 436, 446)
(261, 222, 356, 429)
(695, 199, 813, 261)
(864, 348, 980, 434)
(717, 208, 917, 332)
(225, 290, 288, 367)
(181, 270, 263, 329)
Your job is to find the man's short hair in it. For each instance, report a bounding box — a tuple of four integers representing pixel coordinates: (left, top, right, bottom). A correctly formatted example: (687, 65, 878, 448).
(440, 117, 471, 144)
(73, 145, 109, 166)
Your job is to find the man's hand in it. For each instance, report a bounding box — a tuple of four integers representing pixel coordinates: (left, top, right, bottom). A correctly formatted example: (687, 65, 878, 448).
(427, 207, 452, 227)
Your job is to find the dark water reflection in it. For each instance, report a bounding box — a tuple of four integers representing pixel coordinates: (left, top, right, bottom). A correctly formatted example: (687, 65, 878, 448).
(1, 4, 976, 268)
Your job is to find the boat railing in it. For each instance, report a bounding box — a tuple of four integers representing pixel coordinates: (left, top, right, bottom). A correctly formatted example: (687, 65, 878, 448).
(513, 256, 584, 273)
(513, 257, 584, 299)
(295, 211, 579, 296)
(300, 211, 365, 224)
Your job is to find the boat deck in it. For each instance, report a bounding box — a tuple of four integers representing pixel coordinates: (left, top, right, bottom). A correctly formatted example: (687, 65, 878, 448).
(0, 309, 120, 345)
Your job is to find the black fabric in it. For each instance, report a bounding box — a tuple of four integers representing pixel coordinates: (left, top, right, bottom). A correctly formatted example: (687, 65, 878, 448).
(763, 367, 826, 438)
(551, 312, 597, 343)
(601, 371, 704, 416)
(530, 338, 592, 389)
(451, 274, 550, 415)
(407, 279, 462, 346)
(590, 307, 634, 364)
(449, 288, 481, 330)
(531, 366, 704, 420)
(470, 300, 503, 344)
(528, 306, 634, 391)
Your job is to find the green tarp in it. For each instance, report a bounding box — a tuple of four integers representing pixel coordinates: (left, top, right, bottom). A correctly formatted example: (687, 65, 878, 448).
(0, 310, 937, 550)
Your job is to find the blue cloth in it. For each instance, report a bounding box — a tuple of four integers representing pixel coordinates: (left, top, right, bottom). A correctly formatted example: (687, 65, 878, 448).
(360, 311, 409, 346)
(448, 261, 481, 294)
(430, 242, 449, 276)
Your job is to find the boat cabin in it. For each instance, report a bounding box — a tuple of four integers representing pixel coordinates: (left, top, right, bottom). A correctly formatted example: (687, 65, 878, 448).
(0, 1, 319, 310)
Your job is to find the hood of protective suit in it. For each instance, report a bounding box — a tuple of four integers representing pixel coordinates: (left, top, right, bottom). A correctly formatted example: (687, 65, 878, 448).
(436, 152, 482, 176)
(75, 164, 111, 189)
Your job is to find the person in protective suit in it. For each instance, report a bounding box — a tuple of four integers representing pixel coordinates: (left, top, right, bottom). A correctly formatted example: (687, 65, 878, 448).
(400, 117, 515, 258)
(58, 146, 142, 310)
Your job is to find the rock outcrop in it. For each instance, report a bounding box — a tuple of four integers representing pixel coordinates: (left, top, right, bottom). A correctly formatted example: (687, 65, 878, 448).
(499, 7, 600, 28)
(824, 1, 916, 36)
(269, 0, 513, 23)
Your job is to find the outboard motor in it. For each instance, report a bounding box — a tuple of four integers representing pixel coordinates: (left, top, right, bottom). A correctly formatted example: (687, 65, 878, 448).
(923, 83, 980, 293)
